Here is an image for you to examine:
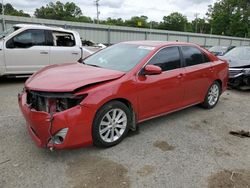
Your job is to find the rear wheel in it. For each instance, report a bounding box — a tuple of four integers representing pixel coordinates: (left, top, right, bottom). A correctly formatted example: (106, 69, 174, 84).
(92, 101, 131, 147)
(201, 81, 221, 109)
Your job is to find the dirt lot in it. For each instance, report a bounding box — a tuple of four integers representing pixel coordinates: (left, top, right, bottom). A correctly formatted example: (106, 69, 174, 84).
(0, 78, 249, 188)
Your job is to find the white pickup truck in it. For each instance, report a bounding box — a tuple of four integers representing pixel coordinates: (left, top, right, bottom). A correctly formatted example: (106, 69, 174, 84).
(0, 24, 94, 77)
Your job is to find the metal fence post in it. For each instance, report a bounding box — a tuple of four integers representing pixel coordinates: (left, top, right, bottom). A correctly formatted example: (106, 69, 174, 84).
(107, 27, 111, 45)
(204, 37, 207, 47)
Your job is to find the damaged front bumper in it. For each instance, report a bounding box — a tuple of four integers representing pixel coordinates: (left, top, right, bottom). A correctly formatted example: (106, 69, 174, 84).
(228, 68, 250, 88)
(18, 92, 95, 149)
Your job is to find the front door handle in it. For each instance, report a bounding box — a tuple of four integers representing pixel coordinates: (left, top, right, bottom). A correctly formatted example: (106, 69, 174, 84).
(40, 51, 48, 54)
(209, 67, 214, 70)
(177, 73, 184, 78)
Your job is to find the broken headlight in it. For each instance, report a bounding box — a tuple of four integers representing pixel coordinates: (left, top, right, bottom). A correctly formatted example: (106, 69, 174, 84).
(243, 69, 250, 75)
(26, 91, 87, 113)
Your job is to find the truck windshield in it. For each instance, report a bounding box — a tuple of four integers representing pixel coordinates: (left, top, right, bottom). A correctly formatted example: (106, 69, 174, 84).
(0, 26, 20, 39)
(84, 43, 154, 72)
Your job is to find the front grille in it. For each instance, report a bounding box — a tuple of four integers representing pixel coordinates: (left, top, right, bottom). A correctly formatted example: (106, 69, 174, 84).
(26, 90, 84, 113)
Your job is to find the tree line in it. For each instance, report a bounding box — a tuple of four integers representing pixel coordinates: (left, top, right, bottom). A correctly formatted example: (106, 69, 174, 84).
(0, 1, 249, 38)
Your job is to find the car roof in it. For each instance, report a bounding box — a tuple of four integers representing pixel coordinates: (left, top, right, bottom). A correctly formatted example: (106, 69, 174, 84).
(122, 40, 199, 48)
(14, 24, 74, 33)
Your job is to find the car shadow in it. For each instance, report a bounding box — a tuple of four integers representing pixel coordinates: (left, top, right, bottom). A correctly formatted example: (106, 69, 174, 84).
(127, 105, 198, 137)
(0, 77, 28, 85)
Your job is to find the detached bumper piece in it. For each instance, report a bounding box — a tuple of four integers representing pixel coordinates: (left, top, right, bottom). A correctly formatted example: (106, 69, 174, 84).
(18, 91, 94, 149)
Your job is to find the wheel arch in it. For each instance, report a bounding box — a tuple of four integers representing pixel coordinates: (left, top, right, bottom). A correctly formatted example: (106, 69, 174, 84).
(214, 79, 222, 93)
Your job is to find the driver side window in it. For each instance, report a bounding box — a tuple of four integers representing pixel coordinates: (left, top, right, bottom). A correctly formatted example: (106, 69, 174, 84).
(148, 46, 181, 71)
(6, 29, 46, 48)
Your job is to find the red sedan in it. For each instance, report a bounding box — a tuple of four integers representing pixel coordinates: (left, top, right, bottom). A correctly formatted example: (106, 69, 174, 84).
(18, 41, 228, 150)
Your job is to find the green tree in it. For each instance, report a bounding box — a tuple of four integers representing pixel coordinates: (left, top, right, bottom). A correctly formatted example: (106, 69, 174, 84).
(124, 15, 149, 28)
(191, 18, 211, 34)
(207, 0, 249, 37)
(34, 1, 92, 23)
(101, 17, 124, 26)
(0, 3, 30, 17)
(159, 12, 188, 31)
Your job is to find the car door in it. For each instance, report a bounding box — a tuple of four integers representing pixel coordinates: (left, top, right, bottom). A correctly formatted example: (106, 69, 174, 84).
(180, 45, 214, 106)
(4, 29, 50, 74)
(49, 31, 81, 64)
(136, 46, 185, 120)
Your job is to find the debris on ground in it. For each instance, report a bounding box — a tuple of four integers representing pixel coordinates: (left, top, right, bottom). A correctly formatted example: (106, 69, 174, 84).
(0, 159, 11, 165)
(153, 140, 175, 151)
(208, 169, 250, 188)
(137, 165, 155, 177)
(229, 130, 250, 138)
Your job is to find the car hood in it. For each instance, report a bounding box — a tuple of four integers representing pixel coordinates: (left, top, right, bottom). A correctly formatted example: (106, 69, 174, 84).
(218, 56, 250, 68)
(25, 63, 125, 92)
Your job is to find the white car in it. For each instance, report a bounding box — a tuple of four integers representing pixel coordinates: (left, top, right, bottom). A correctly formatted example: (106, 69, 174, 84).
(0, 24, 93, 77)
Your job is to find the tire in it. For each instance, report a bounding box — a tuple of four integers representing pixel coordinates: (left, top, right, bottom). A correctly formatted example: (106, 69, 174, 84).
(92, 101, 132, 147)
(201, 81, 221, 109)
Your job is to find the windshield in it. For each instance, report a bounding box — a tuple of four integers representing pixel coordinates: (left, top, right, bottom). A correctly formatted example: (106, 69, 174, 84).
(224, 47, 250, 61)
(0, 26, 20, 39)
(84, 43, 154, 72)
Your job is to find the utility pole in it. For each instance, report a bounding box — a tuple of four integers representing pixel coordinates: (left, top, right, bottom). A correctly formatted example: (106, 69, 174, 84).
(194, 13, 199, 33)
(94, 0, 100, 24)
(1, 0, 5, 31)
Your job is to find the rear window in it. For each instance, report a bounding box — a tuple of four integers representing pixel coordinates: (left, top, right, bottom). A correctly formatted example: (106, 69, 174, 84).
(182, 46, 210, 66)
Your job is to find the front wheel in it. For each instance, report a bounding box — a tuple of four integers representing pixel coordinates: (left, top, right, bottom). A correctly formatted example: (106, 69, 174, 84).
(201, 81, 221, 109)
(92, 101, 131, 147)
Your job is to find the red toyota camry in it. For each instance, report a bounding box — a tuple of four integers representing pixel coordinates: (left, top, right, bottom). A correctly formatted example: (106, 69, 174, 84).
(18, 41, 228, 150)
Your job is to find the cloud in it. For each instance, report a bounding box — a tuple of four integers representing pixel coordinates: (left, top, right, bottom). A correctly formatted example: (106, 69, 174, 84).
(100, 0, 124, 8)
(5, 0, 214, 21)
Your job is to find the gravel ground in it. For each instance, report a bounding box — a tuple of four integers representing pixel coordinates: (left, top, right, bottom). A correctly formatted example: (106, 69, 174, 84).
(0, 78, 249, 188)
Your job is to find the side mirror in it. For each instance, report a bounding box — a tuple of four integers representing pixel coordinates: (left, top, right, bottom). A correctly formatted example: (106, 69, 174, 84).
(143, 65, 162, 75)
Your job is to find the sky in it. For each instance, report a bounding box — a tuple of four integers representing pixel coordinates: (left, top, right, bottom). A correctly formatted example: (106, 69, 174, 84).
(5, 0, 217, 21)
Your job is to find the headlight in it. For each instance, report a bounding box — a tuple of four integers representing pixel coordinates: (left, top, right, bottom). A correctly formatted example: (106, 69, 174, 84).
(243, 69, 250, 75)
(26, 90, 87, 113)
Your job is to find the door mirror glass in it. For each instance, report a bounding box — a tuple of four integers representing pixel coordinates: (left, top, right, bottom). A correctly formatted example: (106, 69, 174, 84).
(143, 65, 162, 75)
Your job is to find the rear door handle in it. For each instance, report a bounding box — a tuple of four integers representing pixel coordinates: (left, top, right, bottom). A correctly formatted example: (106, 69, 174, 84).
(72, 52, 79, 55)
(40, 51, 48, 54)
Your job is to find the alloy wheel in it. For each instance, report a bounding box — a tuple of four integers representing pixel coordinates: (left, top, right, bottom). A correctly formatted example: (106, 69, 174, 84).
(207, 84, 220, 106)
(99, 108, 127, 143)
